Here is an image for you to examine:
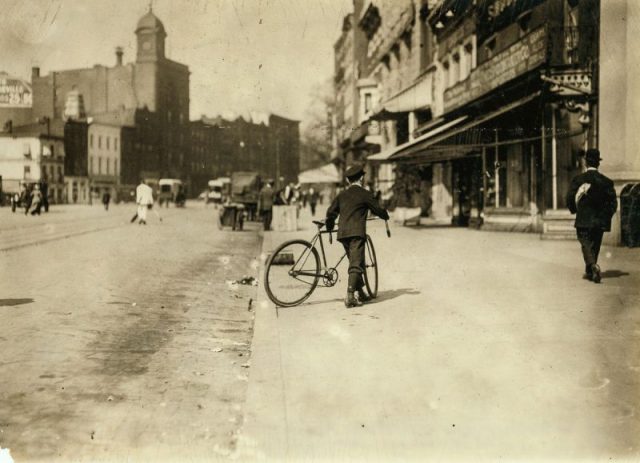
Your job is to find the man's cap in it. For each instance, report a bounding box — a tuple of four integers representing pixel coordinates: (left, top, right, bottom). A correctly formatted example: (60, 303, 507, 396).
(345, 165, 365, 179)
(584, 148, 602, 163)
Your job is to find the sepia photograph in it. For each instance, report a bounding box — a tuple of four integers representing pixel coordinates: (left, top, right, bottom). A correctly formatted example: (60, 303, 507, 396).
(0, 0, 638, 461)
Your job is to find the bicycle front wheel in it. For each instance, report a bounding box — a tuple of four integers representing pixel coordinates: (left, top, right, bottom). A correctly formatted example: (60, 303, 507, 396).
(363, 234, 378, 298)
(264, 239, 321, 307)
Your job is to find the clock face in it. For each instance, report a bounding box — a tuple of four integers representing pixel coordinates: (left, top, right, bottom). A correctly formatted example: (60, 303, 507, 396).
(142, 40, 152, 51)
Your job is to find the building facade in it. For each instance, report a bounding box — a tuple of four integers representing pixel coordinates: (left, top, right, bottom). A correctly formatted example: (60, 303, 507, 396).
(188, 113, 300, 196)
(336, 0, 602, 236)
(30, 8, 190, 187)
(0, 120, 65, 203)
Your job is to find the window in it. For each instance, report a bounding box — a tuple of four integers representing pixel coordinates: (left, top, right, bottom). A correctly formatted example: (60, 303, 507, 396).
(23, 143, 31, 157)
(364, 93, 372, 114)
(58, 166, 63, 183)
(50, 144, 55, 158)
(106, 158, 110, 175)
(462, 42, 473, 80)
(485, 36, 497, 60)
(98, 157, 102, 174)
(24, 165, 31, 178)
(98, 136, 102, 149)
(106, 137, 110, 150)
(90, 134, 94, 148)
(451, 53, 460, 86)
(442, 59, 450, 88)
(115, 159, 118, 175)
(90, 157, 94, 174)
(114, 137, 118, 151)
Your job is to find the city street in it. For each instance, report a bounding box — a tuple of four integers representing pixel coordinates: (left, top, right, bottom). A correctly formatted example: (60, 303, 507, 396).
(0, 202, 261, 462)
(239, 217, 640, 462)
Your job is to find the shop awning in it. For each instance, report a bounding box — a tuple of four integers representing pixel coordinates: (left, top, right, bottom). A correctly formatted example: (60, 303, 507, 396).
(366, 116, 468, 163)
(298, 163, 341, 184)
(392, 91, 541, 160)
(370, 72, 433, 120)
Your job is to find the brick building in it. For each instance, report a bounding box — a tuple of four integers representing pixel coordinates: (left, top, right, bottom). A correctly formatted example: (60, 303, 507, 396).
(30, 8, 190, 187)
(188, 113, 300, 196)
(335, 0, 602, 237)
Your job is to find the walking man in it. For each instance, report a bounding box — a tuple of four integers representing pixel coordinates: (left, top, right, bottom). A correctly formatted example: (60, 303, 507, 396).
(325, 165, 389, 308)
(309, 187, 319, 217)
(566, 148, 618, 283)
(258, 179, 274, 231)
(132, 180, 154, 225)
(102, 191, 111, 211)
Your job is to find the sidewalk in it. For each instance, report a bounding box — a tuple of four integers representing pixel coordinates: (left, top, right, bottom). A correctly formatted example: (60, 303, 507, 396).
(238, 209, 640, 462)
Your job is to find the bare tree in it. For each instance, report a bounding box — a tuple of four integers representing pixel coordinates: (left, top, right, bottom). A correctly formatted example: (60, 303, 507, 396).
(299, 78, 335, 172)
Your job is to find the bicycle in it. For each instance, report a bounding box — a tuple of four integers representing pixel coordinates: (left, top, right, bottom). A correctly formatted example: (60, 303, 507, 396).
(264, 219, 391, 307)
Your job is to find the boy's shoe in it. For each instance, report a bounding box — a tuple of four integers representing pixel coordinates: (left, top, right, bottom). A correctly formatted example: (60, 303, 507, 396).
(344, 293, 363, 308)
(356, 290, 372, 303)
(591, 264, 602, 283)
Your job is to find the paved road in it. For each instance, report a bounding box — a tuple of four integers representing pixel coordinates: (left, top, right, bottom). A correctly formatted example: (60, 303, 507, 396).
(0, 203, 261, 462)
(239, 219, 640, 462)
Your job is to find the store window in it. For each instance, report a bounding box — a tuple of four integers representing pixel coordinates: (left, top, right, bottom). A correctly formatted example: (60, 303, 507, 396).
(485, 147, 508, 208)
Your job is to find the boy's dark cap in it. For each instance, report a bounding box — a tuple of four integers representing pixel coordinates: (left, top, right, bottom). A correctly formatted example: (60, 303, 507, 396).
(585, 148, 602, 162)
(345, 165, 364, 179)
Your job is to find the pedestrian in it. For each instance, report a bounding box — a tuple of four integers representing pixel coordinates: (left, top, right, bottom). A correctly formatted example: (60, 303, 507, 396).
(30, 184, 43, 216)
(258, 179, 275, 231)
(309, 187, 319, 217)
(325, 165, 389, 308)
(20, 185, 31, 215)
(131, 180, 154, 225)
(102, 191, 111, 211)
(566, 148, 618, 283)
(40, 180, 49, 212)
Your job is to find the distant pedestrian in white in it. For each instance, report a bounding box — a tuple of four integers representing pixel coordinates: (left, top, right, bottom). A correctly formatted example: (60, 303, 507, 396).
(132, 180, 154, 225)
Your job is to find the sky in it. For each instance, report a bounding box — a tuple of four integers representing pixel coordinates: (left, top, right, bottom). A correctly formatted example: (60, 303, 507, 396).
(0, 0, 352, 123)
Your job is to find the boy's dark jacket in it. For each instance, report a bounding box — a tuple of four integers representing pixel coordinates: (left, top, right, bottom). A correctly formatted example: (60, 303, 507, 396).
(326, 185, 389, 240)
(566, 169, 617, 231)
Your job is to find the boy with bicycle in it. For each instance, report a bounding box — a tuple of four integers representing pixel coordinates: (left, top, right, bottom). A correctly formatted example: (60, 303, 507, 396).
(325, 165, 389, 308)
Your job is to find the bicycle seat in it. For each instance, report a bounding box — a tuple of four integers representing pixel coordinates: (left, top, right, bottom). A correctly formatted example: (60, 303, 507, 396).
(312, 220, 326, 228)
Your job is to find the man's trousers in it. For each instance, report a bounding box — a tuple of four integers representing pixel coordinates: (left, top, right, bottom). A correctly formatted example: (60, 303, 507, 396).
(576, 227, 604, 271)
(340, 236, 366, 292)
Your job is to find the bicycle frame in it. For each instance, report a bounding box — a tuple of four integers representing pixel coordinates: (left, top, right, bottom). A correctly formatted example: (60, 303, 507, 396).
(290, 229, 347, 280)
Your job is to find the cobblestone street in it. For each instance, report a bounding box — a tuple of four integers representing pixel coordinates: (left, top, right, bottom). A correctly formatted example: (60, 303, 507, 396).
(0, 203, 261, 462)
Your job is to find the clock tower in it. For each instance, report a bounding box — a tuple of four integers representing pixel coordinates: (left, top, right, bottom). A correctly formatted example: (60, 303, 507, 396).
(135, 7, 166, 62)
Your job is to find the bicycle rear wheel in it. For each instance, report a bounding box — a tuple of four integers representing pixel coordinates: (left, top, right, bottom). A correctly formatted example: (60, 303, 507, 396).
(264, 239, 321, 307)
(363, 234, 378, 298)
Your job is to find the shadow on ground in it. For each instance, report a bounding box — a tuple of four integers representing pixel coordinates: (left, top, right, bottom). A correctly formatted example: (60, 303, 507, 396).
(601, 270, 630, 279)
(374, 288, 421, 302)
(0, 298, 34, 307)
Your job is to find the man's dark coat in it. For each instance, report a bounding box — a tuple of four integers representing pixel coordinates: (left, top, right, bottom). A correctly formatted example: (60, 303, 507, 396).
(326, 185, 389, 240)
(566, 169, 617, 231)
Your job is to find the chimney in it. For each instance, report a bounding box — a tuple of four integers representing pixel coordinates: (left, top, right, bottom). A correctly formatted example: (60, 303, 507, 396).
(32, 66, 40, 79)
(115, 47, 124, 66)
